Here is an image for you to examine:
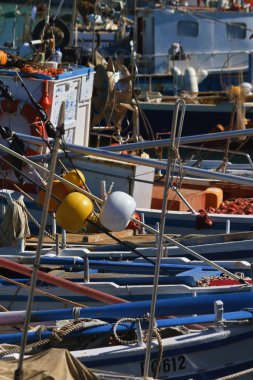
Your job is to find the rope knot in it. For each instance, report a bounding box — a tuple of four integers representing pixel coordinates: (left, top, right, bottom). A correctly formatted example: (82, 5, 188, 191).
(49, 330, 65, 344)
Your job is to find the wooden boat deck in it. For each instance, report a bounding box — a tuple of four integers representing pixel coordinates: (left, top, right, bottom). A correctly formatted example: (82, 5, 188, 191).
(25, 230, 161, 248)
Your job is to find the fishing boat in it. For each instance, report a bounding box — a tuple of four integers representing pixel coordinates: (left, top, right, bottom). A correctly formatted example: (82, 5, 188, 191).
(135, 5, 253, 95)
(0, 184, 252, 380)
(129, 2, 253, 138)
(0, 254, 251, 310)
(1, 4, 253, 244)
(2, 294, 253, 379)
(3, 4, 253, 380)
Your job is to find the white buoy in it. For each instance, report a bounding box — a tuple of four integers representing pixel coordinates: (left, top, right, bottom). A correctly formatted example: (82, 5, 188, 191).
(240, 82, 253, 95)
(171, 66, 182, 95)
(99, 191, 136, 232)
(183, 67, 199, 94)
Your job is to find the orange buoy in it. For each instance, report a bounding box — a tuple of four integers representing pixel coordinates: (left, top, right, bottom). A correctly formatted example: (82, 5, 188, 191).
(0, 51, 8, 65)
(38, 180, 70, 213)
(229, 86, 241, 98)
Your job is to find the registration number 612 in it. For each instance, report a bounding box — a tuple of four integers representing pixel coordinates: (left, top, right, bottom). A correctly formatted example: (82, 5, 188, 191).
(140, 355, 187, 376)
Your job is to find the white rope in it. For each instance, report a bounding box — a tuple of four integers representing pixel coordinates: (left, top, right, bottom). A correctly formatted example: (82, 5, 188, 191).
(216, 366, 253, 379)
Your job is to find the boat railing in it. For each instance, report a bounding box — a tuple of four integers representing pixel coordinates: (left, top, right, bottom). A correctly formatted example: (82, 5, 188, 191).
(90, 131, 120, 147)
(153, 131, 253, 171)
(135, 51, 249, 75)
(135, 50, 249, 94)
(179, 144, 253, 171)
(167, 51, 248, 75)
(7, 127, 253, 191)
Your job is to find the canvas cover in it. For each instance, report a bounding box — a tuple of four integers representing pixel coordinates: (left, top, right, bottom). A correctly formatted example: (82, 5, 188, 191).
(0, 195, 30, 246)
(0, 348, 100, 380)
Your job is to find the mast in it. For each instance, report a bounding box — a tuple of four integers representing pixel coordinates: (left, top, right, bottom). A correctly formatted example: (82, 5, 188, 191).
(70, 0, 77, 46)
(14, 102, 65, 380)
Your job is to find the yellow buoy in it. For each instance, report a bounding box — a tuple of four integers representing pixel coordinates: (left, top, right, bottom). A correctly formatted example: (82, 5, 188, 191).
(55, 192, 93, 233)
(63, 169, 86, 191)
(38, 180, 70, 213)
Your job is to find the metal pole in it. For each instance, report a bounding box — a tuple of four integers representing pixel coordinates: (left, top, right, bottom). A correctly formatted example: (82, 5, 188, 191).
(4, 133, 253, 189)
(70, 0, 77, 46)
(0, 144, 103, 204)
(4, 135, 253, 189)
(14, 102, 65, 380)
(143, 99, 185, 378)
(12, 5, 18, 49)
(16, 126, 253, 153)
(52, 0, 65, 22)
(0, 137, 244, 282)
(133, 217, 247, 283)
(100, 127, 253, 151)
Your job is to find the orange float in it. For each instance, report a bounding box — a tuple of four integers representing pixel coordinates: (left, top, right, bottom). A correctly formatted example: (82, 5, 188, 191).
(62, 169, 86, 191)
(38, 180, 70, 213)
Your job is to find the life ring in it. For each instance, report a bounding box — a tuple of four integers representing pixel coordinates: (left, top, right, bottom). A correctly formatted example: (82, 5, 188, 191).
(26, 119, 48, 156)
(0, 99, 48, 159)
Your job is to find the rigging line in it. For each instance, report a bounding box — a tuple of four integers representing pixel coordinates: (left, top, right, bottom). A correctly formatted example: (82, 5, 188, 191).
(223, 136, 251, 165)
(15, 102, 65, 379)
(46, 0, 52, 24)
(0, 291, 32, 332)
(0, 273, 88, 309)
(60, 136, 101, 212)
(133, 93, 155, 140)
(34, 126, 68, 173)
(107, 63, 117, 127)
(25, 126, 100, 213)
(86, 218, 173, 277)
(57, 162, 127, 179)
(0, 159, 61, 241)
(0, 156, 43, 188)
(0, 190, 57, 243)
(0, 169, 34, 201)
(0, 156, 62, 204)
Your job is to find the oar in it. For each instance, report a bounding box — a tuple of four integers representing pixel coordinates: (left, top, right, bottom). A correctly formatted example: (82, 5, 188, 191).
(2, 309, 253, 346)
(0, 258, 128, 306)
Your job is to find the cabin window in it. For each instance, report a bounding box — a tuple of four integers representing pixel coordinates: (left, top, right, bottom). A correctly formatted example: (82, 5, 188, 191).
(226, 23, 246, 39)
(177, 21, 198, 37)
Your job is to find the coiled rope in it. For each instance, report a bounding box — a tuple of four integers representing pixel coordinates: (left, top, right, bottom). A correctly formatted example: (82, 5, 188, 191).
(0, 193, 56, 242)
(113, 317, 163, 379)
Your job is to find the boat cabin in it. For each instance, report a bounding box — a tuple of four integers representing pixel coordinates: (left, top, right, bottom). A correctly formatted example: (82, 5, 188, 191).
(136, 8, 253, 76)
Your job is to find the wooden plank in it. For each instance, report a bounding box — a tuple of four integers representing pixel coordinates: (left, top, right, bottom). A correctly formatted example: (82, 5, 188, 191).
(81, 229, 134, 243)
(27, 229, 135, 245)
